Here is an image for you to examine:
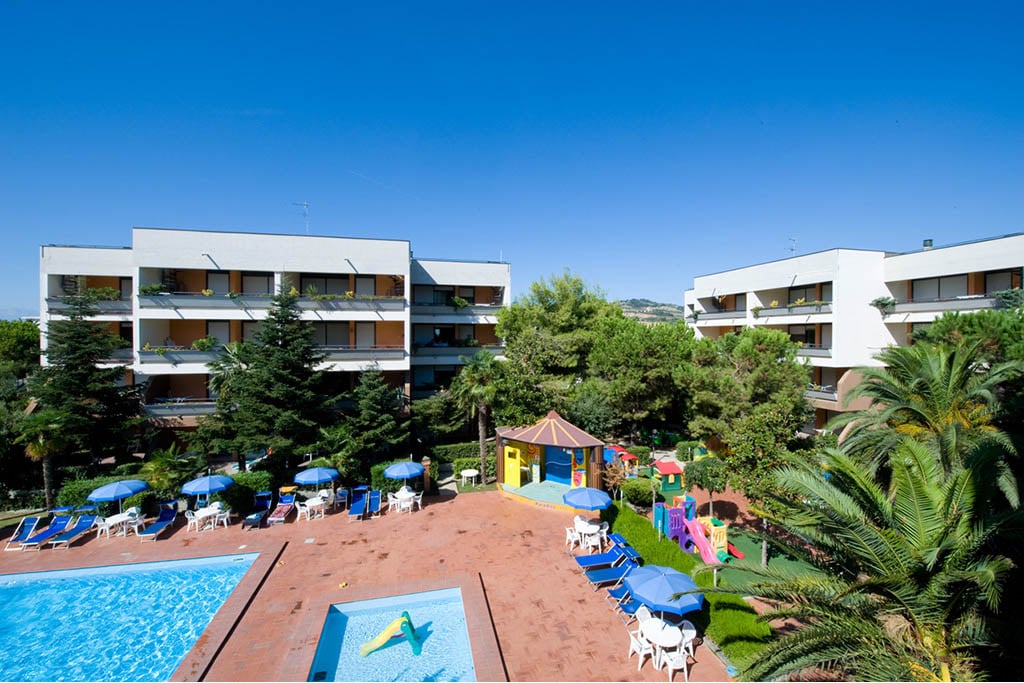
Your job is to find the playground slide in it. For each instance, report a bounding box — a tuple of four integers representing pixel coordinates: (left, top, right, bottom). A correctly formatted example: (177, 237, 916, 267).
(727, 542, 746, 560)
(683, 518, 721, 565)
(359, 611, 421, 657)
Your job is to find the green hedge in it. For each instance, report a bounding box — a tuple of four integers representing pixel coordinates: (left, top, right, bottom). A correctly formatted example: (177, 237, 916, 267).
(675, 440, 702, 461)
(628, 445, 652, 461)
(217, 470, 273, 514)
(620, 477, 664, 508)
(451, 456, 496, 482)
(56, 475, 157, 516)
(430, 441, 494, 464)
(601, 502, 772, 669)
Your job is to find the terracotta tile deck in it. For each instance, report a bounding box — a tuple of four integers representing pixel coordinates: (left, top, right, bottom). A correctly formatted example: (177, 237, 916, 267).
(0, 491, 731, 682)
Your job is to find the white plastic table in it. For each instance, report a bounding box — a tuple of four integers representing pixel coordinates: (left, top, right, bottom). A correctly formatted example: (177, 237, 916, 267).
(641, 619, 683, 670)
(460, 469, 480, 487)
(394, 488, 416, 513)
(195, 506, 221, 530)
(305, 497, 326, 520)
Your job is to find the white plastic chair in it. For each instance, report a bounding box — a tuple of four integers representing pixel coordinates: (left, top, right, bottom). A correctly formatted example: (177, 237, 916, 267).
(412, 491, 423, 511)
(335, 488, 349, 511)
(387, 492, 400, 513)
(581, 531, 603, 554)
(215, 506, 231, 529)
(628, 629, 656, 671)
(295, 499, 310, 521)
(662, 648, 689, 682)
(565, 527, 580, 550)
(185, 510, 199, 532)
(679, 619, 697, 659)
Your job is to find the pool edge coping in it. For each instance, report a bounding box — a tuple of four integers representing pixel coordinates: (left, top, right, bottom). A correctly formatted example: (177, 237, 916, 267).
(283, 572, 508, 682)
(172, 541, 287, 681)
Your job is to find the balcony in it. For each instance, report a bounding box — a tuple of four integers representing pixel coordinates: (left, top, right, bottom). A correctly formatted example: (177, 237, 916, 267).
(99, 348, 134, 364)
(298, 296, 405, 312)
(138, 348, 223, 365)
(138, 292, 274, 310)
(755, 302, 832, 318)
(144, 398, 217, 419)
(321, 345, 406, 362)
(412, 344, 504, 360)
(695, 309, 747, 322)
(411, 302, 502, 314)
(891, 295, 996, 315)
(805, 383, 838, 401)
(47, 297, 132, 314)
(796, 344, 832, 358)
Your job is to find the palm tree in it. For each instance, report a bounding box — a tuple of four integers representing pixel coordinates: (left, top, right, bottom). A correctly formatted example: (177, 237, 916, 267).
(16, 408, 67, 510)
(830, 340, 1022, 478)
(450, 350, 501, 479)
(737, 440, 1022, 681)
(207, 341, 254, 398)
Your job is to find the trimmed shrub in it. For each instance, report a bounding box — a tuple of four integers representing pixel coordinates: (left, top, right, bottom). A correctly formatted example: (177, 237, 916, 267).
(451, 456, 496, 483)
(620, 477, 663, 508)
(675, 440, 702, 461)
(629, 445, 652, 461)
(56, 475, 122, 509)
(430, 442, 494, 464)
(370, 458, 437, 494)
(219, 470, 273, 514)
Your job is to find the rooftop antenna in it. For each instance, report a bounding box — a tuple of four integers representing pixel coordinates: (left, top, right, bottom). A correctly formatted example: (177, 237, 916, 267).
(788, 237, 797, 255)
(292, 201, 310, 235)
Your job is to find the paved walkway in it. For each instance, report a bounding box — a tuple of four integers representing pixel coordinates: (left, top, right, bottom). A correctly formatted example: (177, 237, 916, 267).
(1, 490, 730, 682)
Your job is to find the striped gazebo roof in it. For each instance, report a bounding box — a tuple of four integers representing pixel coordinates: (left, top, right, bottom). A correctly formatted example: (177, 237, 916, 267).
(499, 410, 604, 448)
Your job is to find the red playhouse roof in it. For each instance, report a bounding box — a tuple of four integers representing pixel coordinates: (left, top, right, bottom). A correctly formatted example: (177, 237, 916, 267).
(652, 461, 684, 476)
(619, 453, 638, 461)
(499, 411, 604, 448)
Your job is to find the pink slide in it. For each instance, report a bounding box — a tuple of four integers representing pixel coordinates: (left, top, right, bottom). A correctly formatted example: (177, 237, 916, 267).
(683, 518, 721, 565)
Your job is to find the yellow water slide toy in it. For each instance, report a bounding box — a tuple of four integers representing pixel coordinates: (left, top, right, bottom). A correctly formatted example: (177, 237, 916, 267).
(359, 611, 421, 657)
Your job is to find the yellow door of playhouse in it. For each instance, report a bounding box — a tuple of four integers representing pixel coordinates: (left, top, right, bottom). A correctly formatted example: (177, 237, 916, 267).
(504, 447, 522, 487)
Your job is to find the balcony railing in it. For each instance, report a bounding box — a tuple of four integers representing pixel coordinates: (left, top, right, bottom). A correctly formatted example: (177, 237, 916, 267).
(298, 296, 405, 312)
(138, 292, 274, 310)
(410, 303, 502, 316)
(796, 344, 832, 358)
(412, 344, 504, 359)
(755, 302, 832, 318)
(805, 384, 839, 401)
(892, 295, 996, 314)
(144, 398, 217, 418)
(138, 348, 224, 364)
(321, 345, 406, 362)
(99, 348, 134, 364)
(47, 297, 132, 314)
(695, 309, 747, 321)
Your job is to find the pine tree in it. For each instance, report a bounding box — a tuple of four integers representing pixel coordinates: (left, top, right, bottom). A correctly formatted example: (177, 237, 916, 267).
(339, 369, 408, 478)
(193, 287, 334, 469)
(20, 296, 143, 506)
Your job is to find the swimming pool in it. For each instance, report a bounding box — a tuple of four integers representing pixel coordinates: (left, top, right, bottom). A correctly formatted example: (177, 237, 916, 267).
(0, 553, 257, 682)
(308, 587, 476, 682)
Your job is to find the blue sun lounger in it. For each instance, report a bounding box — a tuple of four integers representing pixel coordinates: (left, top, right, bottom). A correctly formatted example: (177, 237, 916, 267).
(242, 491, 273, 530)
(574, 544, 640, 572)
(139, 506, 177, 541)
(4, 516, 41, 551)
(584, 558, 638, 590)
(48, 515, 99, 550)
(20, 515, 73, 551)
(367, 490, 382, 518)
(347, 490, 367, 522)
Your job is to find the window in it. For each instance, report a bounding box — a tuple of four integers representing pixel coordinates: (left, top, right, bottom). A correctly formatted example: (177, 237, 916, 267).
(207, 321, 230, 345)
(788, 325, 816, 345)
(207, 272, 230, 294)
(355, 276, 375, 297)
(985, 270, 1016, 294)
(241, 272, 272, 294)
(912, 275, 968, 301)
(301, 275, 348, 295)
(312, 323, 348, 346)
(458, 286, 475, 304)
(413, 286, 435, 305)
(119, 277, 133, 300)
(355, 322, 375, 349)
(788, 286, 816, 305)
(242, 322, 261, 342)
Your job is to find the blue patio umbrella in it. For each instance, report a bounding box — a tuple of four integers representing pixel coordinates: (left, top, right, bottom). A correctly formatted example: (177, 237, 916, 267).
(87, 479, 149, 513)
(562, 486, 613, 511)
(181, 474, 235, 497)
(624, 565, 704, 616)
(294, 467, 340, 487)
(383, 461, 425, 480)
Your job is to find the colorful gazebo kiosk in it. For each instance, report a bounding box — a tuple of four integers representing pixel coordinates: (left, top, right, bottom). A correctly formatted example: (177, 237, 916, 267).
(495, 411, 605, 508)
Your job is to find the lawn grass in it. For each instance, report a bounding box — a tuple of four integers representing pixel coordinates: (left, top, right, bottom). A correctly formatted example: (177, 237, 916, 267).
(601, 502, 773, 671)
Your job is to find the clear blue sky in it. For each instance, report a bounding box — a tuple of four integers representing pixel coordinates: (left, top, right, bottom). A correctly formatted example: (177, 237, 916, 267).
(2, 1, 1022, 318)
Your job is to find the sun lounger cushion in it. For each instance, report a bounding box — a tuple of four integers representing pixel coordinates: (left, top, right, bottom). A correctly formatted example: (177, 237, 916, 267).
(20, 515, 73, 550)
(49, 516, 99, 549)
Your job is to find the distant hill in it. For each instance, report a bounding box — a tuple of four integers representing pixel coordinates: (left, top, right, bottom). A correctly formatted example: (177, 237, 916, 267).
(616, 298, 689, 323)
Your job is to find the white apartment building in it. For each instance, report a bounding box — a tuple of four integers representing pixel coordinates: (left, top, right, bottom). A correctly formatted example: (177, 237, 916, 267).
(39, 227, 510, 426)
(683, 233, 1024, 430)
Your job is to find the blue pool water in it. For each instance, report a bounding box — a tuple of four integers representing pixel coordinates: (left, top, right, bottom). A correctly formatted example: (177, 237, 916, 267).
(308, 587, 476, 682)
(0, 553, 257, 682)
